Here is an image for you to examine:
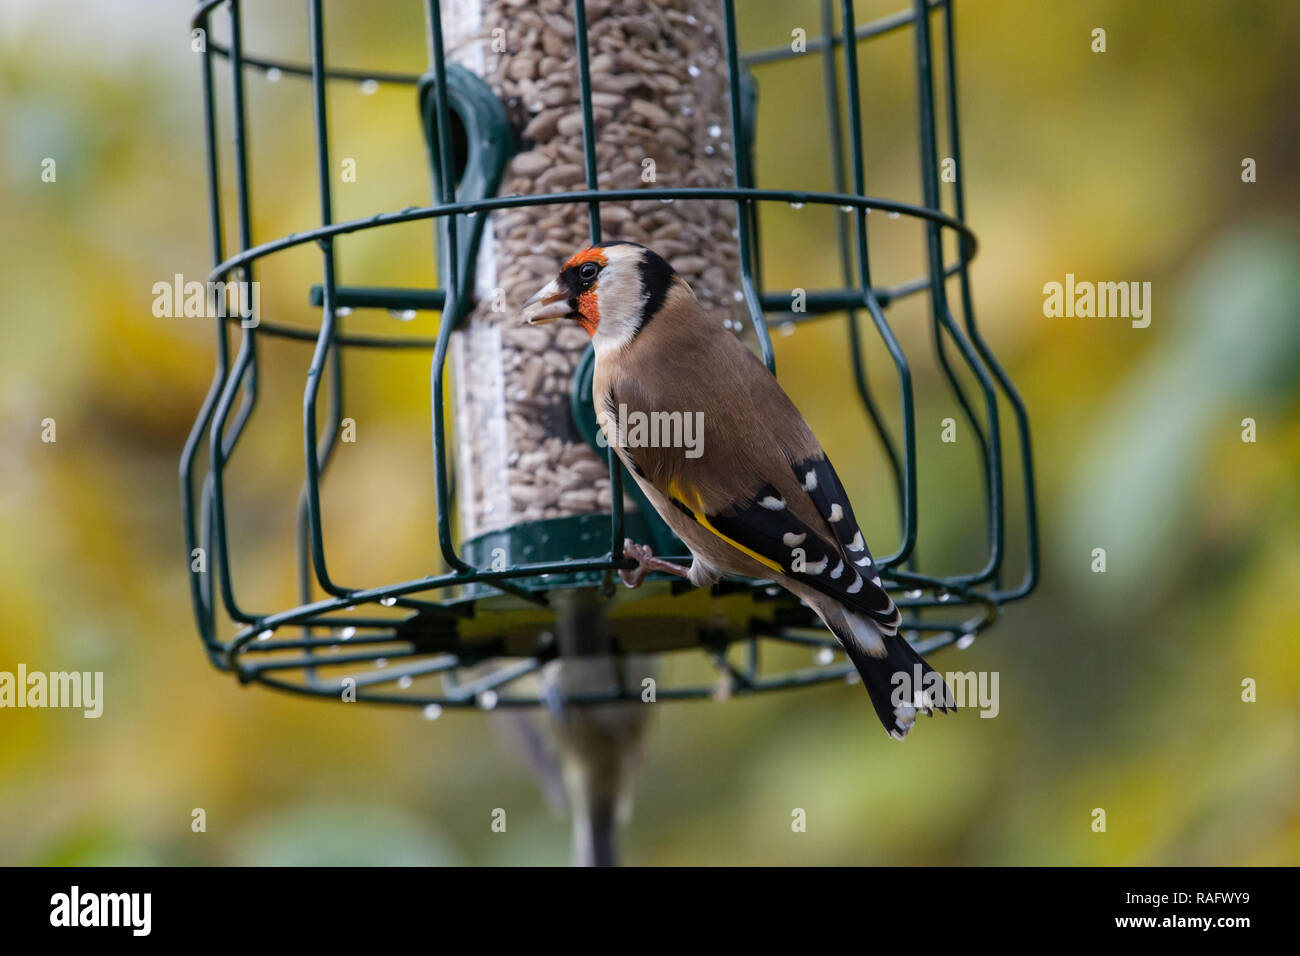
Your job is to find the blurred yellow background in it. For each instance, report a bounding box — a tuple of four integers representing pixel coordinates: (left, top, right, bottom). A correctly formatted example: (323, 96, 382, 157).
(1, 0, 1297, 865)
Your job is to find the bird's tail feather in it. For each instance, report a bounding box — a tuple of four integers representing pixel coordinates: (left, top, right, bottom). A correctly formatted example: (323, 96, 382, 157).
(830, 612, 954, 738)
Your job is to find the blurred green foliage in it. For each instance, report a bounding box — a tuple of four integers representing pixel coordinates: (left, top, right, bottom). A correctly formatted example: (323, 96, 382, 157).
(1, 0, 1297, 865)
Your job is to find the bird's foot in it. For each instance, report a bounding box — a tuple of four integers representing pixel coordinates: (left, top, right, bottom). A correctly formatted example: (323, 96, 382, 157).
(619, 539, 689, 589)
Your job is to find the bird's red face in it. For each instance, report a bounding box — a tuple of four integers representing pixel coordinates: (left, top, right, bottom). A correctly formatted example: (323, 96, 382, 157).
(520, 247, 608, 337)
(521, 242, 677, 354)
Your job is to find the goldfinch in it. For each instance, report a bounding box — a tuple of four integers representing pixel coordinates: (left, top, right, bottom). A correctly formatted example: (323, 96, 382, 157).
(521, 241, 951, 738)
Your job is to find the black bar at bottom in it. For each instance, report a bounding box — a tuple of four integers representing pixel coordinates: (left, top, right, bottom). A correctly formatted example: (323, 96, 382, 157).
(0, 865, 1279, 940)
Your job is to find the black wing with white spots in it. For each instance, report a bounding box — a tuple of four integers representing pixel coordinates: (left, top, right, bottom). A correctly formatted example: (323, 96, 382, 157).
(671, 454, 899, 629)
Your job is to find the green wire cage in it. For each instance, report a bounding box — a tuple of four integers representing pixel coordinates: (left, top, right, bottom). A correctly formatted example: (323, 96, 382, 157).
(181, 0, 1038, 712)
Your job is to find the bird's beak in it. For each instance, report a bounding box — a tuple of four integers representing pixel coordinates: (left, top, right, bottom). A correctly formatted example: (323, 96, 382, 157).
(520, 278, 574, 325)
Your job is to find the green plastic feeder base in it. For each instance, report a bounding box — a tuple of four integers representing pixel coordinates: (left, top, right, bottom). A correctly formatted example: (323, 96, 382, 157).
(459, 512, 660, 599)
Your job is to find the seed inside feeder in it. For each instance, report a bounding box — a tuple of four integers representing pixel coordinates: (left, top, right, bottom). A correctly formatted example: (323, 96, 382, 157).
(443, 0, 748, 543)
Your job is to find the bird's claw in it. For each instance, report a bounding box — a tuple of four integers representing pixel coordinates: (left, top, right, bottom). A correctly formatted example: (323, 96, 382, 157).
(618, 539, 687, 589)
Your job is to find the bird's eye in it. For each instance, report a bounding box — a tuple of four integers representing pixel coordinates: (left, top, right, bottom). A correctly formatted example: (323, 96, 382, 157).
(578, 262, 599, 283)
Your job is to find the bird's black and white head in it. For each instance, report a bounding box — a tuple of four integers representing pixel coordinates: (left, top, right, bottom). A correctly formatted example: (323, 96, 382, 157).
(520, 241, 680, 354)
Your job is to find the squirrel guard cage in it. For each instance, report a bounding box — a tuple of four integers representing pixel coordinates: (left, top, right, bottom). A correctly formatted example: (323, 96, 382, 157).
(182, 0, 1038, 717)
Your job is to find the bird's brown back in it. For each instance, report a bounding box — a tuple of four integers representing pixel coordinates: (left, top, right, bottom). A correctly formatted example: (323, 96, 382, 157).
(593, 284, 837, 553)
